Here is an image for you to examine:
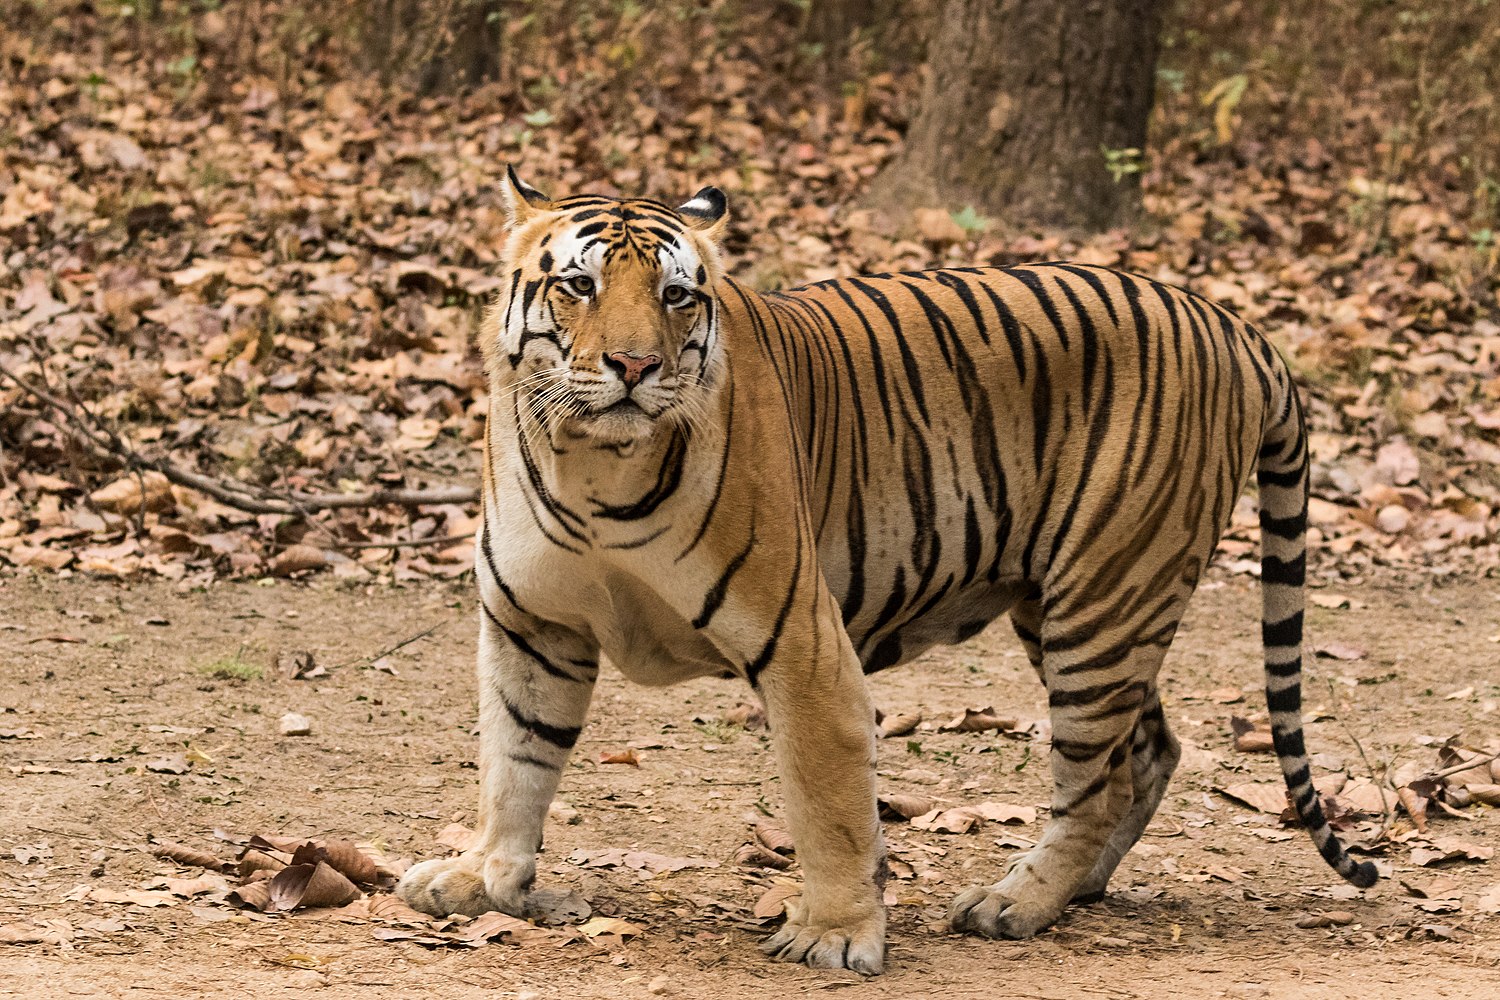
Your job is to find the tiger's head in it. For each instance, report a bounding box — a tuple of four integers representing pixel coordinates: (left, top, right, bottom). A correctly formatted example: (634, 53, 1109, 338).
(484, 167, 729, 447)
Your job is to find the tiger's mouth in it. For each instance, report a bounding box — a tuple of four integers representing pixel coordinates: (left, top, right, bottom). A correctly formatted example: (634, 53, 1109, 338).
(564, 394, 662, 445)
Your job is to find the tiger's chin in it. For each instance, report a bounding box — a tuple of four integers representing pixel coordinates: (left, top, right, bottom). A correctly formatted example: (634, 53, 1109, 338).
(564, 399, 663, 449)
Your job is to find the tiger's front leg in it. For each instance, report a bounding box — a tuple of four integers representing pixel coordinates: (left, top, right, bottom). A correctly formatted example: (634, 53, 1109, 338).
(754, 603, 886, 975)
(398, 608, 597, 918)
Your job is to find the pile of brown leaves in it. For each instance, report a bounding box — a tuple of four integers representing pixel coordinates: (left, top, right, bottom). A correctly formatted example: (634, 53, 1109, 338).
(30, 828, 643, 952)
(1, 5, 1497, 583)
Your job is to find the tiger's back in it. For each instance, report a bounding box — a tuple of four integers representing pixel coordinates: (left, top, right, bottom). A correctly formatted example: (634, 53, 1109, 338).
(737, 264, 1275, 671)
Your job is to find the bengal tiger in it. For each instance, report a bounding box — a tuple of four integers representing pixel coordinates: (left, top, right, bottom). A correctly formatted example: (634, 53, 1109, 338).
(395, 168, 1377, 974)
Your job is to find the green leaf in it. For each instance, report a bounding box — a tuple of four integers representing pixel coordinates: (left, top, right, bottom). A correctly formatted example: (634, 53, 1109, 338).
(950, 205, 991, 236)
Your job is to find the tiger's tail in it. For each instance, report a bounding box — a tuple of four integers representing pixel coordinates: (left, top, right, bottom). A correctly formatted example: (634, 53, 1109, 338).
(1257, 381, 1378, 888)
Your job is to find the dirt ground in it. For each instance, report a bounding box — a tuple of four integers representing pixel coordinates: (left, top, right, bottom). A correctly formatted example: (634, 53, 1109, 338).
(1, 568, 1497, 999)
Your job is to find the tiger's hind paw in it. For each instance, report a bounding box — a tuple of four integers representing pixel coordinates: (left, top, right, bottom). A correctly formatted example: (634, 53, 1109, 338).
(396, 854, 528, 919)
(949, 884, 1062, 939)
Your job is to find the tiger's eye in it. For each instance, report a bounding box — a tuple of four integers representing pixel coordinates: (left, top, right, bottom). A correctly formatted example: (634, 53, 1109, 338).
(568, 275, 595, 296)
(663, 285, 689, 305)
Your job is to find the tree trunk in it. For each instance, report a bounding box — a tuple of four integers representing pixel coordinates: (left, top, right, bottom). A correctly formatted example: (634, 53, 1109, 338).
(419, 0, 504, 94)
(865, 0, 1162, 231)
(362, 0, 504, 93)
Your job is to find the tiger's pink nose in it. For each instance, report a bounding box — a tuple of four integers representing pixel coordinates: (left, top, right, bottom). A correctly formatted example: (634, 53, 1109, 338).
(604, 351, 662, 388)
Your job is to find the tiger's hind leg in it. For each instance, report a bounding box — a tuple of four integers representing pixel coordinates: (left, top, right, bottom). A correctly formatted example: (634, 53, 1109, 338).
(1070, 687, 1180, 903)
(952, 611, 1182, 939)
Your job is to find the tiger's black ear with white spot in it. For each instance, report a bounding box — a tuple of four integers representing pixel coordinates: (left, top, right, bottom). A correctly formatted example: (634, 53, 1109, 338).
(677, 186, 729, 240)
(502, 165, 552, 228)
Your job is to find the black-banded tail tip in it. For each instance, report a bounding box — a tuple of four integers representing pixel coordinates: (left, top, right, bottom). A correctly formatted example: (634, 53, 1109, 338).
(1346, 860, 1379, 889)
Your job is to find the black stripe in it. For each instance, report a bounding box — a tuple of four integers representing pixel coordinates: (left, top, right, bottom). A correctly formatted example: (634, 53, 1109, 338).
(480, 599, 590, 684)
(591, 428, 688, 520)
(1260, 509, 1306, 538)
(1261, 611, 1303, 647)
(676, 380, 735, 562)
(1265, 681, 1302, 714)
(1258, 467, 1302, 488)
(1262, 552, 1306, 585)
(507, 751, 556, 769)
(745, 535, 804, 687)
(693, 522, 756, 630)
(502, 697, 581, 750)
(847, 278, 931, 425)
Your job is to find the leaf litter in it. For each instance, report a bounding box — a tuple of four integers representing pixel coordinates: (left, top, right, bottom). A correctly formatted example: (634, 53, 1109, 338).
(104, 827, 614, 952)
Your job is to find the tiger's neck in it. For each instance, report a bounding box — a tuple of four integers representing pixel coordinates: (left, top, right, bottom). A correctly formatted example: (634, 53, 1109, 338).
(485, 364, 732, 555)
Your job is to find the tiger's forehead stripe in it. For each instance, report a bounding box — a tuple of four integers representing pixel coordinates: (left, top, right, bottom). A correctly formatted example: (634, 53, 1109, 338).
(529, 198, 702, 275)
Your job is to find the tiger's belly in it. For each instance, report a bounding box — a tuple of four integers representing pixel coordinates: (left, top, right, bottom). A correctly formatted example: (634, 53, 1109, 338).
(848, 577, 1031, 673)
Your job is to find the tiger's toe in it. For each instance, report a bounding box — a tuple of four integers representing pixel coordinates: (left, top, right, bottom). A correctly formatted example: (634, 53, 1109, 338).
(760, 912, 884, 975)
(949, 884, 1061, 939)
(396, 855, 527, 918)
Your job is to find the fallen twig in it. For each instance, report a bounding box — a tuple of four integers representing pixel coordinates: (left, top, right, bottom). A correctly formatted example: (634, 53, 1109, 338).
(1323, 677, 1394, 833)
(327, 532, 476, 551)
(328, 622, 445, 672)
(1425, 748, 1500, 783)
(0, 357, 478, 515)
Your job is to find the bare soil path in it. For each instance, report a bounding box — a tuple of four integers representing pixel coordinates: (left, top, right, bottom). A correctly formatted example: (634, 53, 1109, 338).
(1, 571, 1497, 999)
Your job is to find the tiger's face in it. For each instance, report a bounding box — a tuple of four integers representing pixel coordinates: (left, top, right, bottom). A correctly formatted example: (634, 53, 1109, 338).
(487, 168, 729, 447)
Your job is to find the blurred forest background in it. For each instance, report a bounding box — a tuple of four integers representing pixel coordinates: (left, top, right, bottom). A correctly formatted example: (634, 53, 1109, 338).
(2, 0, 1499, 585)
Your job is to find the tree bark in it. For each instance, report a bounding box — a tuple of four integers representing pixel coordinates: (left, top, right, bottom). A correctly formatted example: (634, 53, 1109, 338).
(362, 0, 504, 93)
(865, 0, 1162, 231)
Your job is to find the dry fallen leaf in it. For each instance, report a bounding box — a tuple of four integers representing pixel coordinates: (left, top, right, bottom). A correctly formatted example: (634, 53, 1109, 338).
(1313, 641, 1367, 661)
(0, 920, 74, 947)
(878, 793, 936, 820)
(279, 713, 313, 737)
(150, 840, 231, 872)
(878, 711, 922, 738)
(266, 860, 361, 911)
(939, 706, 1017, 733)
(523, 887, 592, 925)
(151, 874, 228, 897)
(753, 883, 801, 919)
(144, 753, 192, 774)
(566, 848, 718, 874)
(576, 916, 644, 941)
(1410, 838, 1494, 868)
(239, 848, 290, 878)
(1230, 716, 1275, 753)
(598, 748, 640, 766)
(1216, 782, 1289, 814)
(73, 886, 177, 907)
(279, 650, 325, 680)
(453, 910, 560, 946)
(753, 822, 794, 856)
(719, 701, 766, 730)
(317, 839, 379, 885)
(435, 823, 479, 853)
(734, 842, 792, 870)
(969, 802, 1037, 825)
(911, 807, 980, 834)
(1336, 778, 1396, 816)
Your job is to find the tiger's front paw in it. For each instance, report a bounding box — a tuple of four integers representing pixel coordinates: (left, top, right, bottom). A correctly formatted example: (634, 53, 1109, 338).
(396, 853, 530, 918)
(759, 902, 885, 975)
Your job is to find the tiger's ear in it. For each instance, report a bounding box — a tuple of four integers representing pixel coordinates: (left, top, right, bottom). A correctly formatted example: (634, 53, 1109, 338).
(677, 186, 729, 241)
(502, 165, 552, 228)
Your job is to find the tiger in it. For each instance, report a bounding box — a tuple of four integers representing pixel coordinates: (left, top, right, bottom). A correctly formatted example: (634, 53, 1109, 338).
(395, 168, 1377, 975)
